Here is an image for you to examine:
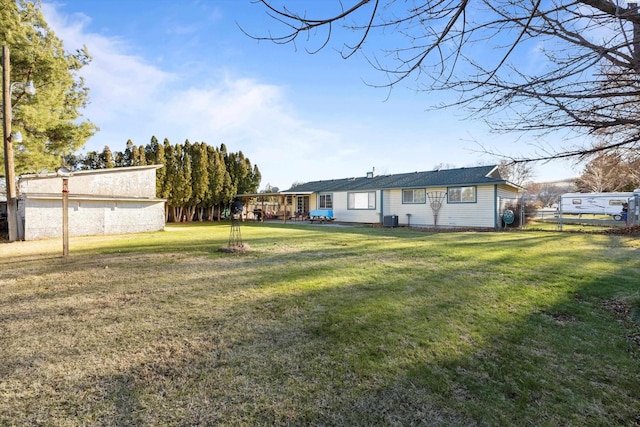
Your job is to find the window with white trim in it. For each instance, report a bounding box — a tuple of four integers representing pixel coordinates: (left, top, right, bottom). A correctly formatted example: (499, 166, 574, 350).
(402, 189, 426, 204)
(448, 186, 476, 203)
(348, 191, 376, 209)
(319, 193, 333, 209)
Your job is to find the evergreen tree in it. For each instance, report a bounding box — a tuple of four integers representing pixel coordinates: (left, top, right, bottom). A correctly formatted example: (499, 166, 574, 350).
(167, 141, 192, 222)
(122, 140, 135, 167)
(69, 136, 262, 222)
(220, 169, 235, 218)
(100, 146, 114, 168)
(63, 152, 83, 171)
(1, 0, 98, 175)
(226, 151, 249, 195)
(83, 151, 101, 170)
(144, 136, 158, 165)
(137, 145, 147, 166)
(162, 139, 177, 221)
(189, 142, 209, 221)
(114, 151, 124, 168)
(205, 145, 226, 220)
(146, 136, 166, 197)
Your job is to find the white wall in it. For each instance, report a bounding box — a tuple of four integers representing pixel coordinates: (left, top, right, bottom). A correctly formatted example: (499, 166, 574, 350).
(18, 166, 165, 241)
(19, 166, 158, 198)
(326, 191, 381, 223)
(383, 185, 510, 228)
(22, 196, 165, 241)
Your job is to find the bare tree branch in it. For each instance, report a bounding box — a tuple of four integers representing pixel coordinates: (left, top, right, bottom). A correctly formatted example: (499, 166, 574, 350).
(247, 0, 640, 162)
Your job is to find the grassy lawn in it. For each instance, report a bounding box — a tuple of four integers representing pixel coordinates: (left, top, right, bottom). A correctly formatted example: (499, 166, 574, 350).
(1, 223, 639, 426)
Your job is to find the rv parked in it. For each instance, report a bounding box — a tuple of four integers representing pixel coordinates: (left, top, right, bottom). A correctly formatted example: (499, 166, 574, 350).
(559, 192, 632, 220)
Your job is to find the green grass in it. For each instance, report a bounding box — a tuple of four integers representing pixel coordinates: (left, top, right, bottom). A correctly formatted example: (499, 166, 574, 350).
(1, 223, 639, 426)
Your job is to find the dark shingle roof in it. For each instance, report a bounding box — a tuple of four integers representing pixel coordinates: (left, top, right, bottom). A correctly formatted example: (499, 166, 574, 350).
(283, 165, 510, 193)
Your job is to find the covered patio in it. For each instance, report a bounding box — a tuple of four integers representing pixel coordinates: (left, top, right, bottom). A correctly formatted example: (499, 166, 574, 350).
(235, 191, 312, 223)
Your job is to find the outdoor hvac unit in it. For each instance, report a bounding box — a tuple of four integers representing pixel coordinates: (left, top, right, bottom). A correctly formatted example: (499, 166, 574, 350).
(383, 215, 398, 227)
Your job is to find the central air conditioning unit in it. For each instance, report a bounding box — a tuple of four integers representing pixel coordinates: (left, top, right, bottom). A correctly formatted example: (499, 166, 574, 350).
(383, 215, 398, 227)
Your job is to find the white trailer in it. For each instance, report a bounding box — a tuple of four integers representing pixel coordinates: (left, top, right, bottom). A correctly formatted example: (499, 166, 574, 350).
(559, 192, 632, 220)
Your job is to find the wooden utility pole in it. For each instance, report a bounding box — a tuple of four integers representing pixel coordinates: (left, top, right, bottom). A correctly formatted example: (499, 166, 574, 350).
(2, 45, 18, 242)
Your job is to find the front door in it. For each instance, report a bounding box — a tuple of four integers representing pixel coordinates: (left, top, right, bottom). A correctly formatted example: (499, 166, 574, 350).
(297, 196, 309, 216)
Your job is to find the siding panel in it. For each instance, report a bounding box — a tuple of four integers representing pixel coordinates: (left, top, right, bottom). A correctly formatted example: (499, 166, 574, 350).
(385, 186, 498, 228)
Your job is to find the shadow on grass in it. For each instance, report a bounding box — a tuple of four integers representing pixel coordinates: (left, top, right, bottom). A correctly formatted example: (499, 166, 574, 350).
(88, 257, 638, 424)
(1, 224, 639, 425)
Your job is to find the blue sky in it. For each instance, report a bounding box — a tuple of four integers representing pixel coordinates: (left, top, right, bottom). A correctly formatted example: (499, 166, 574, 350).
(40, 0, 580, 190)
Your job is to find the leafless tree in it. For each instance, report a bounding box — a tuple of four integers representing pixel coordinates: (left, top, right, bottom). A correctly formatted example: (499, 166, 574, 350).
(526, 181, 573, 207)
(497, 160, 536, 187)
(575, 151, 640, 191)
(247, 0, 640, 162)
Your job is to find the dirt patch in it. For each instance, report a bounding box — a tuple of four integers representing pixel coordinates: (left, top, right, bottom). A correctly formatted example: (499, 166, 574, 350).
(603, 298, 640, 347)
(600, 225, 640, 236)
(218, 244, 251, 254)
(603, 299, 632, 317)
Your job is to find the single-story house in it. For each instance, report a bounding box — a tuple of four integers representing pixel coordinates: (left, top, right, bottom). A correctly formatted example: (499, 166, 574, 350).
(16, 165, 166, 241)
(274, 165, 522, 228)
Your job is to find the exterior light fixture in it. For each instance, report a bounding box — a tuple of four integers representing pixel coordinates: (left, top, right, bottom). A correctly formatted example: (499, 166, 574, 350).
(11, 131, 22, 143)
(24, 80, 36, 96)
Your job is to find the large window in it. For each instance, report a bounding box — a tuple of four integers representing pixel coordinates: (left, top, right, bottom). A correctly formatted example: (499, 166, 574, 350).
(448, 186, 476, 203)
(348, 191, 376, 209)
(319, 193, 333, 209)
(402, 189, 426, 204)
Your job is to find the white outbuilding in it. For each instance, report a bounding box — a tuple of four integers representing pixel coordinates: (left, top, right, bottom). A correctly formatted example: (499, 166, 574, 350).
(17, 165, 165, 241)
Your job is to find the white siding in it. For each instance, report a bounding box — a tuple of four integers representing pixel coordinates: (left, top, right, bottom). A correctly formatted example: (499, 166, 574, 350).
(497, 185, 520, 201)
(305, 183, 520, 228)
(444, 186, 496, 228)
(329, 191, 380, 223)
(384, 185, 500, 228)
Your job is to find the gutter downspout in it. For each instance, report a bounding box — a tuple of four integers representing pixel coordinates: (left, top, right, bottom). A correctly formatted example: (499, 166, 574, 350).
(379, 189, 384, 225)
(494, 185, 499, 230)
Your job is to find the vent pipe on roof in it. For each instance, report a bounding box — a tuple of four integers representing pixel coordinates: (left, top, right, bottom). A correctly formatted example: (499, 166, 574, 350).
(367, 167, 375, 178)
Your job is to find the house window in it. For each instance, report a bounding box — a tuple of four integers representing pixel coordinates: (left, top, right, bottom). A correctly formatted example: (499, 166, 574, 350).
(319, 193, 333, 209)
(348, 191, 376, 209)
(448, 186, 476, 203)
(572, 199, 582, 205)
(609, 200, 625, 206)
(402, 189, 426, 204)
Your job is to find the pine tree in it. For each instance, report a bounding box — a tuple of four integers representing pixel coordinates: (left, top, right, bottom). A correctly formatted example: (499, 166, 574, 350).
(1, 0, 98, 175)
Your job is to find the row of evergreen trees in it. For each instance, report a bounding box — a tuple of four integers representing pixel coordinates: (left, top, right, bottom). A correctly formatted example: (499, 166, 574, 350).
(65, 137, 261, 222)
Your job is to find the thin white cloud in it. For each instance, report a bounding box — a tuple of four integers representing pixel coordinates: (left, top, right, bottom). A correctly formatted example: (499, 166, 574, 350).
(41, 1, 348, 188)
(40, 1, 579, 188)
(43, 3, 174, 121)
